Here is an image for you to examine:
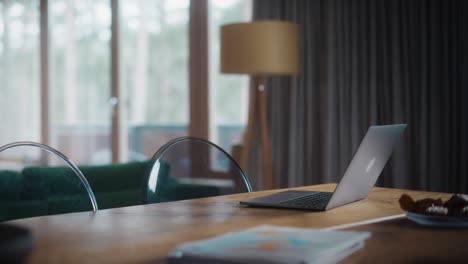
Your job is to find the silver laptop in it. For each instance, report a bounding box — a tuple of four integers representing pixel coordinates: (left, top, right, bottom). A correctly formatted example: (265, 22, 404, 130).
(240, 124, 407, 211)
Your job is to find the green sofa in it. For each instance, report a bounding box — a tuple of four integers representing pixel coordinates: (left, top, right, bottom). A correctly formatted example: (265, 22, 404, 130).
(0, 160, 226, 222)
(0, 161, 149, 222)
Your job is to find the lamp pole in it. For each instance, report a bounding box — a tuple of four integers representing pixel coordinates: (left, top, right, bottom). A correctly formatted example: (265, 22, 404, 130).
(240, 76, 274, 190)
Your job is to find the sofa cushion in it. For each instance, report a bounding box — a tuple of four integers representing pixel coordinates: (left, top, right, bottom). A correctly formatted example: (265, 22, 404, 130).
(79, 161, 149, 192)
(157, 182, 221, 203)
(0, 200, 48, 222)
(95, 190, 142, 209)
(20, 161, 150, 200)
(0, 170, 24, 201)
(46, 194, 95, 215)
(21, 167, 86, 200)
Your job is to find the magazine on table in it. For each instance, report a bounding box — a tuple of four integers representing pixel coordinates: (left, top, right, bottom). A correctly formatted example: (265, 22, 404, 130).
(166, 225, 371, 264)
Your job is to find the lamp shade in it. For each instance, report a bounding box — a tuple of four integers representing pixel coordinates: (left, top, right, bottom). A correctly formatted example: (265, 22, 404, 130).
(220, 20, 299, 76)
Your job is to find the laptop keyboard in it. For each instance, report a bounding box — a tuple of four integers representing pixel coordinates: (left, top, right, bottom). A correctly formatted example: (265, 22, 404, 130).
(279, 192, 333, 210)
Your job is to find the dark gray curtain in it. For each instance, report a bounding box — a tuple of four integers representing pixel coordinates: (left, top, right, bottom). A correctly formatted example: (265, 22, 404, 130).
(253, 0, 468, 193)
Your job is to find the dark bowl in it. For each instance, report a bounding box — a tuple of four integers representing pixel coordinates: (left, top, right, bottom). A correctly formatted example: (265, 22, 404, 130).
(0, 223, 35, 264)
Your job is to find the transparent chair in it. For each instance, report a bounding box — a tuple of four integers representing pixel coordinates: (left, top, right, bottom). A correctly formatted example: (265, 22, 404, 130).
(143, 137, 252, 204)
(0, 141, 98, 221)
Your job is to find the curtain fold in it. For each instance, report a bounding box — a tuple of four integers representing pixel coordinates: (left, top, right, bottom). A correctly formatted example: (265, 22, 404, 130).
(252, 0, 468, 193)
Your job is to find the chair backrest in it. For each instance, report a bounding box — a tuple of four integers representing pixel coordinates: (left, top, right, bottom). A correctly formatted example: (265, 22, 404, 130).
(142, 137, 252, 204)
(0, 141, 98, 221)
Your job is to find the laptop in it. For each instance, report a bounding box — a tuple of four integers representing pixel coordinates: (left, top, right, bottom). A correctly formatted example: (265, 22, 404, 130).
(240, 124, 407, 211)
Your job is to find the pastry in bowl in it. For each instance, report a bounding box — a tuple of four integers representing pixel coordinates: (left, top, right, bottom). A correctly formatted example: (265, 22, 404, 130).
(399, 193, 468, 216)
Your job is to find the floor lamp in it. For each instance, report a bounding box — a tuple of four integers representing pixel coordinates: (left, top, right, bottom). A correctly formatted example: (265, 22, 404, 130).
(220, 21, 299, 190)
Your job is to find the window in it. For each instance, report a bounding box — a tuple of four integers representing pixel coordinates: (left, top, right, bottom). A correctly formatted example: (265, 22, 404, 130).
(0, 1, 40, 143)
(49, 0, 112, 164)
(121, 0, 190, 160)
(0, 0, 40, 167)
(0, 0, 252, 166)
(208, 0, 251, 153)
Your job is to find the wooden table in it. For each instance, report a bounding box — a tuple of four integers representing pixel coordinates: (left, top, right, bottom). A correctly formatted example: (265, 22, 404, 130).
(6, 184, 466, 263)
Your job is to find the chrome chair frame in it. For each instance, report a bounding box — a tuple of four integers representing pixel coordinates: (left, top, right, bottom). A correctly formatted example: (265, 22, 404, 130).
(143, 137, 252, 204)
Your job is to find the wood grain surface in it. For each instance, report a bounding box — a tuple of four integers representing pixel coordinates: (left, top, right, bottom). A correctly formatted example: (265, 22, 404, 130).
(6, 184, 455, 264)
